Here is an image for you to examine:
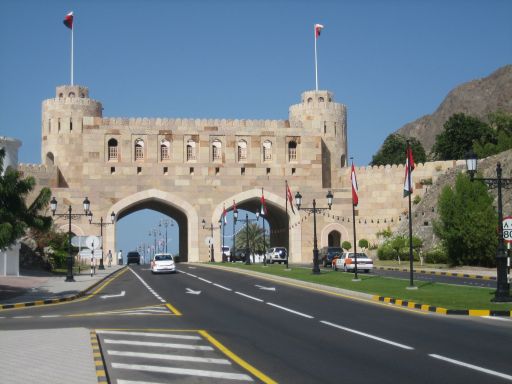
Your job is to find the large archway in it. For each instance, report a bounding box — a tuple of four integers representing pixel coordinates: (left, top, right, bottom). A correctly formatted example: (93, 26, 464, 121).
(105, 189, 199, 262)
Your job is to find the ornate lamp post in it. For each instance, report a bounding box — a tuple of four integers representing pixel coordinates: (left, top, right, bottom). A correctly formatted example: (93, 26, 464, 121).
(232, 206, 238, 262)
(466, 152, 512, 302)
(202, 219, 223, 262)
(256, 210, 267, 266)
(88, 211, 115, 270)
(50, 196, 91, 282)
(295, 190, 333, 274)
(148, 228, 160, 258)
(237, 213, 259, 265)
(159, 218, 173, 253)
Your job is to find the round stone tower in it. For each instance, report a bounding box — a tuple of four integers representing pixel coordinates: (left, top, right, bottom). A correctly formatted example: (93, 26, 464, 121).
(41, 85, 102, 187)
(289, 90, 347, 187)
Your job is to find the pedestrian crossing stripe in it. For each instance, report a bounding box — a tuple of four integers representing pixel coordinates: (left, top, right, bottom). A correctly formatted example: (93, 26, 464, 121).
(67, 304, 177, 317)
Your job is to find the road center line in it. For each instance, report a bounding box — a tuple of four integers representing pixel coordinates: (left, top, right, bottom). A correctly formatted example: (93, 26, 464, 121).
(429, 354, 512, 381)
(235, 291, 264, 302)
(214, 283, 232, 291)
(197, 277, 212, 284)
(129, 268, 166, 303)
(320, 320, 414, 350)
(266, 302, 314, 319)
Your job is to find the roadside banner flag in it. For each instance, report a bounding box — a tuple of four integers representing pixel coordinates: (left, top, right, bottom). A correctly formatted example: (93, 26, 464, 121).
(286, 181, 295, 214)
(403, 144, 415, 197)
(260, 190, 268, 216)
(351, 163, 359, 206)
(63, 11, 74, 29)
(315, 23, 324, 38)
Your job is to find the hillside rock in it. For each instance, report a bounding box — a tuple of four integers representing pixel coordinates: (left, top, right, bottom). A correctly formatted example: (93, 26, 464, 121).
(396, 65, 512, 153)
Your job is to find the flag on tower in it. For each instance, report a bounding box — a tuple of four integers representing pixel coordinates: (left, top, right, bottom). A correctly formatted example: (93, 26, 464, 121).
(315, 24, 324, 38)
(63, 11, 74, 29)
(403, 144, 415, 197)
(260, 192, 268, 216)
(351, 164, 359, 206)
(286, 181, 295, 214)
(223, 204, 227, 224)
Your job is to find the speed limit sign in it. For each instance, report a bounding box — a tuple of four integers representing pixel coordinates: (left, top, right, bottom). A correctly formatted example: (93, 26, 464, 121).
(503, 216, 512, 244)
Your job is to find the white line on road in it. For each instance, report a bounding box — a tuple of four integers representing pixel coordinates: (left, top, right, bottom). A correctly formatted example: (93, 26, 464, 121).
(483, 316, 512, 322)
(266, 302, 314, 319)
(213, 283, 232, 291)
(197, 277, 212, 284)
(40, 315, 61, 318)
(429, 354, 512, 381)
(235, 291, 264, 302)
(12, 316, 33, 319)
(187, 273, 197, 278)
(112, 363, 253, 381)
(129, 268, 166, 303)
(108, 350, 231, 364)
(97, 330, 201, 340)
(320, 320, 414, 350)
(104, 339, 214, 351)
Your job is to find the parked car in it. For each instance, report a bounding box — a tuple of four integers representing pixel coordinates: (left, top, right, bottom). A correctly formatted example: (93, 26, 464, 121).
(151, 253, 176, 274)
(266, 247, 288, 264)
(221, 246, 231, 261)
(126, 251, 141, 265)
(319, 246, 343, 267)
(232, 248, 252, 262)
(333, 252, 373, 273)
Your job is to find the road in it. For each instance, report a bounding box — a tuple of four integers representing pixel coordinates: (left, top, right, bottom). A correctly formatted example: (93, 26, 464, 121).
(1, 264, 512, 383)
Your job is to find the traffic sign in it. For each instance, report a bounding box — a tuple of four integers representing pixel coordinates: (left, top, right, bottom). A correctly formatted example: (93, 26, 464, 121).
(85, 236, 101, 250)
(503, 216, 512, 244)
(204, 236, 213, 246)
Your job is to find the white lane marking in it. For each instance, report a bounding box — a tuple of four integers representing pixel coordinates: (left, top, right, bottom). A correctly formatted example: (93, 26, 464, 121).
(320, 320, 414, 350)
(187, 273, 197, 278)
(100, 290, 126, 299)
(112, 363, 253, 381)
(483, 316, 512, 322)
(104, 339, 213, 351)
(214, 283, 232, 291)
(186, 288, 202, 295)
(108, 350, 230, 365)
(12, 316, 32, 319)
(40, 315, 61, 318)
(255, 284, 276, 291)
(429, 354, 512, 381)
(197, 277, 212, 284)
(96, 330, 201, 340)
(129, 268, 166, 303)
(235, 291, 264, 302)
(266, 303, 314, 319)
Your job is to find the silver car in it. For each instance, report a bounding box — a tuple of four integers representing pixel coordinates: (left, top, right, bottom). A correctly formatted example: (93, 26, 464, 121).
(266, 247, 288, 264)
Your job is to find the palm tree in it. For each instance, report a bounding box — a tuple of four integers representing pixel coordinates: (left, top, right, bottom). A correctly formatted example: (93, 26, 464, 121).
(235, 222, 268, 254)
(0, 149, 52, 249)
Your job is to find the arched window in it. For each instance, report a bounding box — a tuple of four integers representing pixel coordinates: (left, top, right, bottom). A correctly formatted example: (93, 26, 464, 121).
(318, 97, 324, 102)
(58, 93, 63, 98)
(108, 138, 118, 161)
(307, 97, 313, 104)
(134, 139, 144, 161)
(46, 152, 55, 166)
(263, 140, 272, 161)
(288, 140, 297, 161)
(186, 139, 196, 161)
(212, 140, 222, 162)
(160, 139, 170, 161)
(328, 230, 341, 247)
(68, 92, 75, 98)
(237, 140, 247, 162)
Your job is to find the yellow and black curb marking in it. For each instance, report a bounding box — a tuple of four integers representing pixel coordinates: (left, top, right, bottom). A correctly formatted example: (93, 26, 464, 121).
(373, 295, 512, 317)
(0, 266, 127, 311)
(376, 266, 496, 281)
(90, 330, 108, 384)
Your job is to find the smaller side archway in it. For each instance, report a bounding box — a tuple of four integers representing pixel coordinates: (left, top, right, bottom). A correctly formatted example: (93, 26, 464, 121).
(320, 223, 349, 249)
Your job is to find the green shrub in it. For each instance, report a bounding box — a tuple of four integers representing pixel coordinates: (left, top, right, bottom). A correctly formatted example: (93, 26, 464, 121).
(342, 241, 352, 251)
(377, 244, 395, 260)
(358, 238, 369, 249)
(413, 195, 421, 205)
(424, 247, 449, 264)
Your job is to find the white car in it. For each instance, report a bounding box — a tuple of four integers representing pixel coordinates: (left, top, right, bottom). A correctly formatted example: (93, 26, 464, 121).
(265, 247, 288, 264)
(333, 252, 373, 273)
(151, 253, 176, 274)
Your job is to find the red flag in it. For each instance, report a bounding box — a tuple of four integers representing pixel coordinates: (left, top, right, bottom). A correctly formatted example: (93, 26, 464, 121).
(403, 144, 415, 197)
(260, 194, 268, 216)
(286, 183, 295, 214)
(223, 204, 227, 224)
(232, 200, 237, 213)
(315, 24, 324, 38)
(63, 11, 74, 29)
(351, 164, 359, 206)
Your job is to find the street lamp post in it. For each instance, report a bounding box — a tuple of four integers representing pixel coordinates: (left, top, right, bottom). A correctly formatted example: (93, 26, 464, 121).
(237, 213, 259, 265)
(466, 153, 512, 302)
(148, 228, 160, 258)
(295, 191, 333, 274)
(159, 218, 173, 253)
(88, 211, 115, 270)
(50, 196, 91, 282)
(232, 207, 238, 262)
(202, 219, 222, 262)
(256, 211, 267, 266)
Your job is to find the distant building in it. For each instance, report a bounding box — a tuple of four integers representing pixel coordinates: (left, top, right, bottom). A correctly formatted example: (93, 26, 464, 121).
(0, 136, 21, 175)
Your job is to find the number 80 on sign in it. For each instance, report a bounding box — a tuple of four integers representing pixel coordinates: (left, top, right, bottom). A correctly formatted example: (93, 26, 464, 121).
(503, 217, 512, 244)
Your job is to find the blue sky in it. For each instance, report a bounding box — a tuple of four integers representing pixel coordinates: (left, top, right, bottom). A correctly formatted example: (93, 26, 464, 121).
(1, 0, 510, 257)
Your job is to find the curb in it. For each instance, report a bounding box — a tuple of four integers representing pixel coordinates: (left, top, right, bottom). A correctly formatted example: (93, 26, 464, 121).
(0, 266, 127, 310)
(90, 330, 108, 384)
(373, 295, 512, 317)
(376, 266, 496, 281)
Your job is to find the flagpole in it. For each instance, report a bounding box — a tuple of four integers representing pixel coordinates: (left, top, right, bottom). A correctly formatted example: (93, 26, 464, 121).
(71, 22, 74, 85)
(351, 158, 359, 281)
(407, 141, 415, 288)
(314, 26, 319, 91)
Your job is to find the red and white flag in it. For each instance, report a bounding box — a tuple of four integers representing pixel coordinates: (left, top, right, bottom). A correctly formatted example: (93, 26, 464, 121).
(403, 145, 415, 197)
(260, 193, 268, 216)
(315, 24, 324, 38)
(286, 183, 295, 214)
(63, 11, 74, 29)
(232, 200, 237, 214)
(351, 164, 359, 206)
(222, 204, 227, 224)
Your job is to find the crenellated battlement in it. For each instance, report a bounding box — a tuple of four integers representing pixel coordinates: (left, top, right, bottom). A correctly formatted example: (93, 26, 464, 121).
(43, 97, 102, 108)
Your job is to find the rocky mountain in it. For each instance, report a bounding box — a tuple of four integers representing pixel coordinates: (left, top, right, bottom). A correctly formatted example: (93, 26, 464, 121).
(396, 65, 512, 153)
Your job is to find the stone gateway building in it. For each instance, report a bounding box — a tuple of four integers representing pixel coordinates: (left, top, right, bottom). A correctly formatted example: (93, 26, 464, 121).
(20, 84, 462, 264)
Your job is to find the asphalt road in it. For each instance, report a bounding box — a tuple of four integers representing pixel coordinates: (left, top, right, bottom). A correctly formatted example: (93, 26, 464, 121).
(1, 265, 512, 383)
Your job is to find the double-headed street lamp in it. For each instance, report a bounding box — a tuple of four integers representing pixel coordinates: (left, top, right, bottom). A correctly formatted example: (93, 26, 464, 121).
(159, 218, 174, 253)
(295, 190, 334, 274)
(466, 152, 512, 302)
(232, 206, 239, 261)
(256, 210, 267, 266)
(237, 212, 260, 265)
(88, 211, 116, 270)
(202, 218, 222, 262)
(50, 196, 91, 282)
(148, 228, 161, 257)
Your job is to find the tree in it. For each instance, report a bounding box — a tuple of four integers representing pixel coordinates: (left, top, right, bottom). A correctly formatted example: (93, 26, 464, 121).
(342, 241, 352, 251)
(370, 134, 426, 166)
(473, 111, 512, 157)
(234, 222, 268, 254)
(358, 238, 369, 250)
(432, 113, 496, 160)
(433, 173, 497, 267)
(0, 149, 52, 249)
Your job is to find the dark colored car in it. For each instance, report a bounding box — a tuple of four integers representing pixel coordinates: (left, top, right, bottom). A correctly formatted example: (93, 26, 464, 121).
(126, 251, 141, 265)
(319, 246, 343, 267)
(231, 248, 251, 262)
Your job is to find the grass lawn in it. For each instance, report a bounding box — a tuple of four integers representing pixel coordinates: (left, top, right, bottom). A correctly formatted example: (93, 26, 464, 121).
(211, 263, 512, 311)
